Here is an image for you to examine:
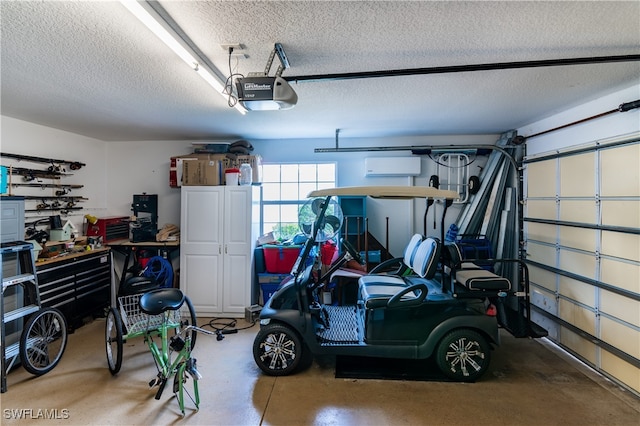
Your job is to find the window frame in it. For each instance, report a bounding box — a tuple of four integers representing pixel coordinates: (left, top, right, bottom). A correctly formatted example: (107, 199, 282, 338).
(260, 162, 337, 240)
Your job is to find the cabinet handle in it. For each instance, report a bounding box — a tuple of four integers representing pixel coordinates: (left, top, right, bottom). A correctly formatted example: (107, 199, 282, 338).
(219, 246, 222, 254)
(225, 245, 228, 254)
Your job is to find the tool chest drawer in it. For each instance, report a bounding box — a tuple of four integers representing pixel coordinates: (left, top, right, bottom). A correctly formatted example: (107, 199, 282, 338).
(37, 249, 111, 330)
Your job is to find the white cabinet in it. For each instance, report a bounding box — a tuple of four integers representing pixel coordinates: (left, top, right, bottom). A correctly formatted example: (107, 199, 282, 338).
(180, 186, 259, 316)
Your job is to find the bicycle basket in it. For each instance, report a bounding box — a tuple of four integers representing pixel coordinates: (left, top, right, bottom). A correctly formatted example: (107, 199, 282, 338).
(118, 293, 181, 335)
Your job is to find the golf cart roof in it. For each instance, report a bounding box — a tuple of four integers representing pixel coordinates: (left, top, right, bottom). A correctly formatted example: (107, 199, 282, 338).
(308, 186, 459, 200)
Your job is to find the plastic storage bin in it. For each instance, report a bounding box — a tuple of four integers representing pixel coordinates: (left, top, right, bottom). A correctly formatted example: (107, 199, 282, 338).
(261, 284, 280, 305)
(262, 245, 301, 274)
(0, 166, 7, 194)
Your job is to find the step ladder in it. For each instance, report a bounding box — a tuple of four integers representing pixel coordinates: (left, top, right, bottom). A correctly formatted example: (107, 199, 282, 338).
(1, 241, 42, 393)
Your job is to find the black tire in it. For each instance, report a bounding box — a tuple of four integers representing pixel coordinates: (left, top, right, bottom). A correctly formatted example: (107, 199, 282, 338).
(19, 307, 68, 376)
(468, 176, 480, 195)
(105, 307, 123, 375)
(429, 174, 440, 189)
(435, 329, 491, 382)
(253, 324, 306, 376)
(176, 296, 197, 350)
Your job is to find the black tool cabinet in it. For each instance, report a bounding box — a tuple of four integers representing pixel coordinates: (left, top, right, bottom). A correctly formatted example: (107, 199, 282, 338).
(36, 249, 111, 330)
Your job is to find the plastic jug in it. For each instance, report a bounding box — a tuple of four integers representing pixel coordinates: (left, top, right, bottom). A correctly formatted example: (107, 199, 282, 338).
(239, 163, 252, 186)
(225, 168, 240, 185)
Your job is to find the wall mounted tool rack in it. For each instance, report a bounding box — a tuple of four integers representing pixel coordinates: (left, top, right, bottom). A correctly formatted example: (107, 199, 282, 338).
(1, 152, 88, 239)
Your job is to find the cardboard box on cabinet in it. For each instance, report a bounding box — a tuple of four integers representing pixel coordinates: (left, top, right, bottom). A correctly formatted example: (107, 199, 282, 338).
(181, 158, 221, 186)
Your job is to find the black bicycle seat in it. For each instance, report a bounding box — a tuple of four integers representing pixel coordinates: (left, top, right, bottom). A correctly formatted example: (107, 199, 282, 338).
(139, 288, 185, 315)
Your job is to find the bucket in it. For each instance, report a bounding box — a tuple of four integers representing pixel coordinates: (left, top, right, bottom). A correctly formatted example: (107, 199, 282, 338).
(321, 241, 337, 265)
(225, 168, 240, 186)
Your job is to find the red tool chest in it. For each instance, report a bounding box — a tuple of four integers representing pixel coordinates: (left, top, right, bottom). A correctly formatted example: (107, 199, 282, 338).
(86, 216, 129, 243)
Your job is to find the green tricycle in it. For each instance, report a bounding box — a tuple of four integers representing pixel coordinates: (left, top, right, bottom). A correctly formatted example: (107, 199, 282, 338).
(105, 287, 222, 416)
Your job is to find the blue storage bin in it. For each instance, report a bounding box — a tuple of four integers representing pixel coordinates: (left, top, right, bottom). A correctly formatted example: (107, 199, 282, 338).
(359, 250, 381, 263)
(261, 283, 280, 305)
(0, 166, 7, 194)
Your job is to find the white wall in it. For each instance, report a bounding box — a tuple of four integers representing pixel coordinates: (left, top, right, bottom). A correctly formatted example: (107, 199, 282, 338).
(0, 116, 108, 233)
(105, 140, 193, 228)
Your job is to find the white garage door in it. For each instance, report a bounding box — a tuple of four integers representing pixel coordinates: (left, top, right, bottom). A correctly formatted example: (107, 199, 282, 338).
(523, 135, 639, 395)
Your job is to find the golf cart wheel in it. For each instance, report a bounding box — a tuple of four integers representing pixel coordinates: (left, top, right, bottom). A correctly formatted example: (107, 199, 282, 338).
(19, 307, 68, 376)
(435, 329, 491, 382)
(253, 323, 309, 376)
(105, 307, 123, 375)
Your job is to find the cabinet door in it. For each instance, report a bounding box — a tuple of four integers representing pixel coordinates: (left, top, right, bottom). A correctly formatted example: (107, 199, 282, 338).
(222, 187, 252, 314)
(0, 199, 25, 243)
(180, 187, 224, 314)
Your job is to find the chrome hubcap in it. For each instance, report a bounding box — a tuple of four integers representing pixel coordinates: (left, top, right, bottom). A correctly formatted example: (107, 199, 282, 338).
(445, 337, 485, 377)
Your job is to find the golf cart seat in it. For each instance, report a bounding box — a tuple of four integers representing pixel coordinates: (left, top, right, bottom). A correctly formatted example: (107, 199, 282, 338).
(359, 237, 441, 309)
(368, 233, 424, 275)
(444, 243, 511, 293)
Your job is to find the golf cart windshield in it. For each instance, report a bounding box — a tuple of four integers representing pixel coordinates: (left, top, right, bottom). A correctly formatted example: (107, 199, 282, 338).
(291, 186, 459, 276)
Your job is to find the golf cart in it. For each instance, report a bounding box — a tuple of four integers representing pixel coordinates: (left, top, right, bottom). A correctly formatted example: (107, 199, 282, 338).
(253, 186, 543, 382)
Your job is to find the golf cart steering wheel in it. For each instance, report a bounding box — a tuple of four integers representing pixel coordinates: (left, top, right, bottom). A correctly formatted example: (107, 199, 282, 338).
(342, 239, 364, 265)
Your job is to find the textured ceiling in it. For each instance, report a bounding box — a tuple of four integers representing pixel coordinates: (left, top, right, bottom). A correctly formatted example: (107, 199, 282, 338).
(1, 1, 639, 142)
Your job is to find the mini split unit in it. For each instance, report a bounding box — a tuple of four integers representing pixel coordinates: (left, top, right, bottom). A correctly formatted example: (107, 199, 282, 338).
(236, 43, 298, 111)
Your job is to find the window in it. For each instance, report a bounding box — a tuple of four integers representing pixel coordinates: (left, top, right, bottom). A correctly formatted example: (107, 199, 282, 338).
(262, 163, 336, 241)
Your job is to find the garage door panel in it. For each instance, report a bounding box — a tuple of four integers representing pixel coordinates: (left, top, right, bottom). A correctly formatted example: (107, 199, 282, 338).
(559, 299, 595, 335)
(559, 249, 595, 278)
(531, 284, 557, 315)
(600, 316, 639, 360)
(560, 153, 595, 197)
(601, 350, 640, 394)
(526, 222, 556, 245)
(559, 200, 596, 223)
(601, 200, 640, 228)
(600, 144, 640, 197)
(526, 161, 556, 197)
(601, 231, 639, 261)
(600, 290, 640, 327)
(528, 241, 557, 267)
(600, 257, 640, 294)
(529, 265, 557, 292)
(561, 327, 597, 365)
(559, 275, 595, 307)
(526, 199, 557, 220)
(559, 226, 596, 252)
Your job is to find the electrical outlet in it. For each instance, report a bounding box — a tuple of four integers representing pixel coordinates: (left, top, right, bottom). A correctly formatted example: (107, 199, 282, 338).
(220, 43, 244, 52)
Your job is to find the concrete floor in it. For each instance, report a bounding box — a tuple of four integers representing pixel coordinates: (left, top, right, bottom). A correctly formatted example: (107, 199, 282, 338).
(2, 317, 639, 425)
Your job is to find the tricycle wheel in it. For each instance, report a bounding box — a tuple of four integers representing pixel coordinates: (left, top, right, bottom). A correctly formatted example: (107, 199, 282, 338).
(435, 329, 491, 382)
(176, 296, 197, 350)
(105, 307, 123, 375)
(20, 307, 68, 376)
(253, 324, 308, 376)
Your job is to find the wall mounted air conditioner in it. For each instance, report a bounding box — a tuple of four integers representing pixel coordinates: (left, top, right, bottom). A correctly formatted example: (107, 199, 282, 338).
(365, 157, 421, 177)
